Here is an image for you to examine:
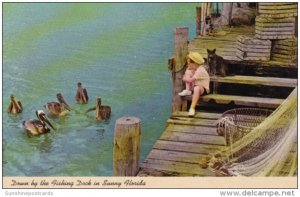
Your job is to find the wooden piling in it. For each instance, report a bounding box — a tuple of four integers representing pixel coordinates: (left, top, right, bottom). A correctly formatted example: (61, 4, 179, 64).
(228, 3, 234, 26)
(196, 6, 202, 36)
(171, 27, 189, 112)
(113, 117, 141, 176)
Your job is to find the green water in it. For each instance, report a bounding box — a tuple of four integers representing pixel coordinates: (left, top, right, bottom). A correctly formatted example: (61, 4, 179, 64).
(3, 3, 198, 176)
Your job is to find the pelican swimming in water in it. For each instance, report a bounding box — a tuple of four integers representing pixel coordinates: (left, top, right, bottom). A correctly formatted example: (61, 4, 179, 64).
(7, 94, 23, 114)
(75, 82, 88, 104)
(23, 110, 56, 137)
(86, 98, 111, 120)
(44, 93, 71, 116)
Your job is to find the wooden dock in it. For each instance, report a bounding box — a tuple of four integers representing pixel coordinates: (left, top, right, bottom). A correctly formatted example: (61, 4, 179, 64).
(135, 27, 296, 176)
(137, 111, 225, 176)
(134, 4, 297, 176)
(135, 25, 297, 176)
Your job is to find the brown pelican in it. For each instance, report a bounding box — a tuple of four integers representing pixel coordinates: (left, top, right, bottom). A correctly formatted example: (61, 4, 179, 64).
(44, 93, 71, 116)
(75, 82, 88, 104)
(86, 98, 111, 120)
(7, 94, 23, 114)
(23, 110, 55, 136)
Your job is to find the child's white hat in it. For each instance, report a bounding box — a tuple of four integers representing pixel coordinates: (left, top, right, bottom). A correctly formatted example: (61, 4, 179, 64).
(188, 52, 204, 65)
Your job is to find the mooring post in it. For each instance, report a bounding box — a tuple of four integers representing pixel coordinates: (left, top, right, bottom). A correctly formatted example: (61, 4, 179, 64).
(171, 27, 189, 112)
(196, 6, 202, 36)
(113, 117, 141, 176)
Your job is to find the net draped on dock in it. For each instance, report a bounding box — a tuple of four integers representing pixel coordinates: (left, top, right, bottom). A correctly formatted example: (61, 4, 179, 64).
(217, 108, 273, 146)
(213, 87, 297, 176)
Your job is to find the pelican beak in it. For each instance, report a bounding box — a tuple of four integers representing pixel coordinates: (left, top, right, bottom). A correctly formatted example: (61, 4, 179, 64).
(62, 101, 72, 111)
(40, 113, 56, 130)
(57, 94, 72, 111)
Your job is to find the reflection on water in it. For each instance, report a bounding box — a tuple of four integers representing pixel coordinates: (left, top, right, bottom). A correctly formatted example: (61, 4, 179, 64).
(3, 3, 197, 176)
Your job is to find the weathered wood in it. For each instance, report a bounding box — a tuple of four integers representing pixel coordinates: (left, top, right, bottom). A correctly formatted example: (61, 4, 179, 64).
(196, 6, 201, 36)
(209, 75, 297, 88)
(168, 56, 175, 71)
(222, 56, 242, 61)
(259, 13, 297, 18)
(274, 45, 297, 51)
(200, 94, 284, 108)
(192, 43, 238, 49)
(236, 50, 270, 57)
(273, 38, 298, 62)
(236, 54, 270, 61)
(275, 42, 297, 48)
(255, 34, 294, 40)
(255, 29, 294, 35)
(256, 17, 295, 23)
(160, 130, 225, 146)
(226, 59, 296, 68)
(255, 22, 295, 28)
(273, 49, 297, 55)
(237, 42, 271, 49)
(137, 165, 199, 176)
(272, 57, 297, 63)
(171, 27, 189, 112)
(146, 149, 211, 163)
(275, 38, 298, 45)
(259, 3, 296, 6)
(272, 53, 297, 60)
(236, 46, 270, 53)
(166, 124, 218, 136)
(259, 4, 297, 10)
(113, 117, 141, 176)
(171, 111, 222, 119)
(139, 159, 215, 176)
(237, 36, 271, 45)
(173, 27, 189, 72)
(167, 117, 217, 127)
(255, 26, 295, 32)
(259, 9, 297, 14)
(236, 36, 271, 61)
(138, 111, 227, 176)
(153, 140, 223, 154)
(240, 56, 270, 61)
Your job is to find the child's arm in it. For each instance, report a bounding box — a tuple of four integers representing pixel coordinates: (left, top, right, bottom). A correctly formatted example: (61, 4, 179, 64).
(183, 69, 196, 82)
(183, 75, 196, 83)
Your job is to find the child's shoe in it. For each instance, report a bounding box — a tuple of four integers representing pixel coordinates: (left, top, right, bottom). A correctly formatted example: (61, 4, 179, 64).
(188, 108, 195, 116)
(178, 90, 192, 96)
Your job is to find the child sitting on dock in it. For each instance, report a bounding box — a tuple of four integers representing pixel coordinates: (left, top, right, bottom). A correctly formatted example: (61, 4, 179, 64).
(178, 52, 210, 116)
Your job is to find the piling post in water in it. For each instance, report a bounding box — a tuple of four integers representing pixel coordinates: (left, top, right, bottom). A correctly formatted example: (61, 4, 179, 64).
(196, 6, 202, 36)
(170, 27, 189, 112)
(113, 117, 141, 176)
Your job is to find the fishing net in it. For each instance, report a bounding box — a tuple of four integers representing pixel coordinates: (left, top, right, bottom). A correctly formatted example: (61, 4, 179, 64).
(217, 108, 273, 146)
(202, 87, 297, 176)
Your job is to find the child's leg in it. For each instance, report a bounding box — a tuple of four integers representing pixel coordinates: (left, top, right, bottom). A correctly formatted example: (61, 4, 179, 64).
(184, 69, 194, 91)
(190, 85, 205, 110)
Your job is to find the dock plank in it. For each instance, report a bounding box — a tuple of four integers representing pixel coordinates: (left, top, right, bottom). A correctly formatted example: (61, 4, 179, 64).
(167, 124, 218, 135)
(139, 159, 215, 176)
(201, 94, 284, 108)
(137, 166, 197, 176)
(210, 75, 297, 87)
(160, 130, 225, 146)
(167, 117, 217, 126)
(171, 111, 222, 119)
(146, 149, 207, 163)
(138, 24, 295, 177)
(153, 140, 224, 154)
